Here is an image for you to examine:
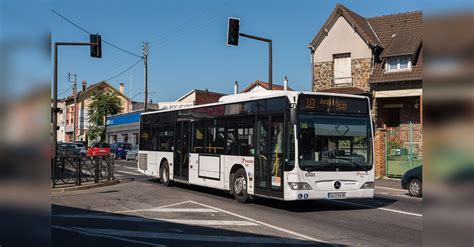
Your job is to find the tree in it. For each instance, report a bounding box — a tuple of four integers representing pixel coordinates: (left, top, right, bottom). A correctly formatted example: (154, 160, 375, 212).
(87, 90, 122, 142)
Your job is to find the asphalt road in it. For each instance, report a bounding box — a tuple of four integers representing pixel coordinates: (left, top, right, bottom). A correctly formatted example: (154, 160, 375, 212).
(52, 160, 422, 246)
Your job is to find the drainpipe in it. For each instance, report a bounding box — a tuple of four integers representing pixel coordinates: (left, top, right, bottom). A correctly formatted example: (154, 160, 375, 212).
(310, 48, 315, 91)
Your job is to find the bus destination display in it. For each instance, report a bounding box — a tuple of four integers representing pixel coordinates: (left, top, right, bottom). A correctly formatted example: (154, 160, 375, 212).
(299, 95, 368, 115)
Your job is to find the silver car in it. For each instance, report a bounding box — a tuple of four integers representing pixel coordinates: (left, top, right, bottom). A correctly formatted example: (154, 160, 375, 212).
(126, 145, 139, 161)
(73, 142, 87, 156)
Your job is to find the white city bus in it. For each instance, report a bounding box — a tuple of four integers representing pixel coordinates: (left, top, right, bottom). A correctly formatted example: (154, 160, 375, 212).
(138, 91, 374, 202)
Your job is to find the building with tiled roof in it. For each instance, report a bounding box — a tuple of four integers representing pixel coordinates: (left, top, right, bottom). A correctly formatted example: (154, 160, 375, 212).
(241, 80, 293, 93)
(60, 80, 131, 143)
(308, 4, 422, 128)
(308, 4, 423, 178)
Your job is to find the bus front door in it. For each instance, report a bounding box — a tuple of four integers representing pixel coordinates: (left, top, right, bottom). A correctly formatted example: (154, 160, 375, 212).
(255, 115, 284, 197)
(174, 122, 190, 180)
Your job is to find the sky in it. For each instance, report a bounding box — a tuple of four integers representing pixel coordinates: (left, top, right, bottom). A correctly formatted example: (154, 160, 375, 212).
(2, 0, 473, 102)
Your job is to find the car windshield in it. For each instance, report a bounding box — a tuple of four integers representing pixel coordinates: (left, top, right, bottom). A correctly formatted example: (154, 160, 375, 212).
(75, 143, 84, 147)
(61, 143, 77, 148)
(298, 114, 372, 171)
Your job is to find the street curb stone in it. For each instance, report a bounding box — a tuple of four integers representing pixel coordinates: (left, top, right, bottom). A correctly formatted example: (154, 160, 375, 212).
(52, 179, 120, 193)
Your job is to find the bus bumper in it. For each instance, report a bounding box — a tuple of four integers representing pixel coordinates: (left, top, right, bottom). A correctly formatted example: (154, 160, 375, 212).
(285, 189, 374, 201)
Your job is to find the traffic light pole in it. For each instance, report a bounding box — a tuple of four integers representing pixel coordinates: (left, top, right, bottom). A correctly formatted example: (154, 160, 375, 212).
(239, 33, 272, 89)
(52, 41, 97, 188)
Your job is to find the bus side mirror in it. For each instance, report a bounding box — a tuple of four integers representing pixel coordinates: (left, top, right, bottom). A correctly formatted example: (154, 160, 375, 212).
(290, 108, 298, 125)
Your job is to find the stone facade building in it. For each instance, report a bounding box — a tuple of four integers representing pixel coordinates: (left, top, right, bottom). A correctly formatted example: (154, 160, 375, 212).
(308, 4, 423, 178)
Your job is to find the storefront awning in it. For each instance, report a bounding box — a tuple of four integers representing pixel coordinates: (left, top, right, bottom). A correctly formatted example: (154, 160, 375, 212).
(375, 89, 422, 98)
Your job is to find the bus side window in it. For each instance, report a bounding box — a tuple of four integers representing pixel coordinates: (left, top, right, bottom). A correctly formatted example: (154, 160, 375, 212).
(206, 120, 225, 154)
(192, 121, 206, 153)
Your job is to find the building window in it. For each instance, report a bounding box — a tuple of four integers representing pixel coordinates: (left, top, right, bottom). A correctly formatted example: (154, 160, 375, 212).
(133, 133, 139, 145)
(386, 56, 411, 72)
(122, 134, 128, 143)
(333, 53, 352, 86)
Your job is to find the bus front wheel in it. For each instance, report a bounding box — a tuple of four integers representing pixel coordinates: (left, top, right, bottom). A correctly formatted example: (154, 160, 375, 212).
(160, 161, 172, 187)
(232, 168, 251, 203)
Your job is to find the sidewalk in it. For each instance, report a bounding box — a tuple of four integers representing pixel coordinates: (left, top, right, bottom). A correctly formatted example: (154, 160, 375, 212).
(375, 178, 402, 190)
(51, 179, 120, 193)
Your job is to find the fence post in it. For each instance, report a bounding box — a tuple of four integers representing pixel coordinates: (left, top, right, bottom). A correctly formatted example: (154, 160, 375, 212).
(385, 131, 388, 177)
(107, 156, 111, 181)
(409, 121, 413, 164)
(94, 156, 99, 183)
(78, 156, 82, 186)
(52, 158, 56, 188)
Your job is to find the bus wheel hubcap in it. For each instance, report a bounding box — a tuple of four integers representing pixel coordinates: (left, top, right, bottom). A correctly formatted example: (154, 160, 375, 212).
(234, 176, 246, 195)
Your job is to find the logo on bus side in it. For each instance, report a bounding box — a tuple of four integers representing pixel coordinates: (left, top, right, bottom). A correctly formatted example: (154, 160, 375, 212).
(241, 157, 254, 167)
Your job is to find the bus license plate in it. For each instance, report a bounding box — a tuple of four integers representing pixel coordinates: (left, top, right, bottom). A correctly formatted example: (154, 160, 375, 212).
(327, 192, 346, 199)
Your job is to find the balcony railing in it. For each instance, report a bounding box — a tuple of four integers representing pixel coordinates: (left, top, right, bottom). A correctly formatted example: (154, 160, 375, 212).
(333, 76, 353, 87)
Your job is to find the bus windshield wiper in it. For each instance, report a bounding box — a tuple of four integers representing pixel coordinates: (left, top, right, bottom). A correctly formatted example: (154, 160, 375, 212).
(330, 157, 368, 172)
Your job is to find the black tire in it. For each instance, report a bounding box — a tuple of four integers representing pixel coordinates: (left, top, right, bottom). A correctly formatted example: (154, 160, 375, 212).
(232, 168, 251, 203)
(408, 179, 422, 197)
(160, 161, 172, 187)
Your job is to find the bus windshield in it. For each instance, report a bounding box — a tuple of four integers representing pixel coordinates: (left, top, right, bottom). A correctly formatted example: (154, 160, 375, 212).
(298, 114, 372, 172)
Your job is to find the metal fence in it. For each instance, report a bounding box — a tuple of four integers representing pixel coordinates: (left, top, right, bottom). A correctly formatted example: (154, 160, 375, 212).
(52, 155, 114, 188)
(385, 122, 422, 178)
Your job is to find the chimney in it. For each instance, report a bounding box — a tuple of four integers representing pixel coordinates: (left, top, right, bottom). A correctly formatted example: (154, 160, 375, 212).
(284, 76, 288, 91)
(234, 81, 238, 95)
(82, 80, 87, 92)
(119, 83, 125, 94)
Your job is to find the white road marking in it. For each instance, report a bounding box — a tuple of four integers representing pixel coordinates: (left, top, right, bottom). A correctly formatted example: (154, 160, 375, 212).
(334, 200, 423, 217)
(189, 201, 326, 243)
(114, 170, 142, 176)
(52, 225, 166, 247)
(54, 213, 259, 226)
(142, 208, 218, 213)
(70, 227, 315, 244)
(114, 200, 193, 213)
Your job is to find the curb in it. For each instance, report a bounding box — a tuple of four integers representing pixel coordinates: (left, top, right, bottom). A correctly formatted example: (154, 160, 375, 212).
(52, 179, 120, 193)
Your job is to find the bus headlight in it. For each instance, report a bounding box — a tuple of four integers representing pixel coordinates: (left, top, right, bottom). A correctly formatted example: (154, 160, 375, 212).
(288, 182, 312, 190)
(360, 182, 374, 189)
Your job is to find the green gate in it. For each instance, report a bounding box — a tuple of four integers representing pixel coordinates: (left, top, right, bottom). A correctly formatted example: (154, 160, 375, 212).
(385, 122, 422, 178)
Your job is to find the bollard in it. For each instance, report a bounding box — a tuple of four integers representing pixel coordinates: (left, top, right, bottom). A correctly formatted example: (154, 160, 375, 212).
(94, 155, 99, 183)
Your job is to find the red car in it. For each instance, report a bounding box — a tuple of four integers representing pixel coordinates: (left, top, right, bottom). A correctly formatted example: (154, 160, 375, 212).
(87, 143, 111, 156)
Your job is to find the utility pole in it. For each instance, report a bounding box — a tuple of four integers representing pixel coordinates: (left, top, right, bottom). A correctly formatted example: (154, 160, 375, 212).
(68, 73, 77, 142)
(143, 42, 149, 111)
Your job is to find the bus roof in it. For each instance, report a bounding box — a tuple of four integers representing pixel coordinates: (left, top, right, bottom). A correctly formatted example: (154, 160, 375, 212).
(141, 90, 369, 116)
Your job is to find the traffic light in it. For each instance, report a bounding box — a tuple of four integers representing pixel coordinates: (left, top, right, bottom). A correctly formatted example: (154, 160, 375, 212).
(227, 17, 240, 46)
(90, 34, 102, 58)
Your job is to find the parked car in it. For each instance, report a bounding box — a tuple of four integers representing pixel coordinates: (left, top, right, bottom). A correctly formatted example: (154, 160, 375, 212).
(111, 142, 133, 159)
(58, 142, 81, 156)
(401, 166, 422, 197)
(73, 142, 87, 156)
(126, 145, 139, 161)
(87, 143, 111, 157)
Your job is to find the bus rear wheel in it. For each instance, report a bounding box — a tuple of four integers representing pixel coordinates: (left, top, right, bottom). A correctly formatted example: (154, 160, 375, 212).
(160, 161, 172, 187)
(232, 168, 251, 203)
